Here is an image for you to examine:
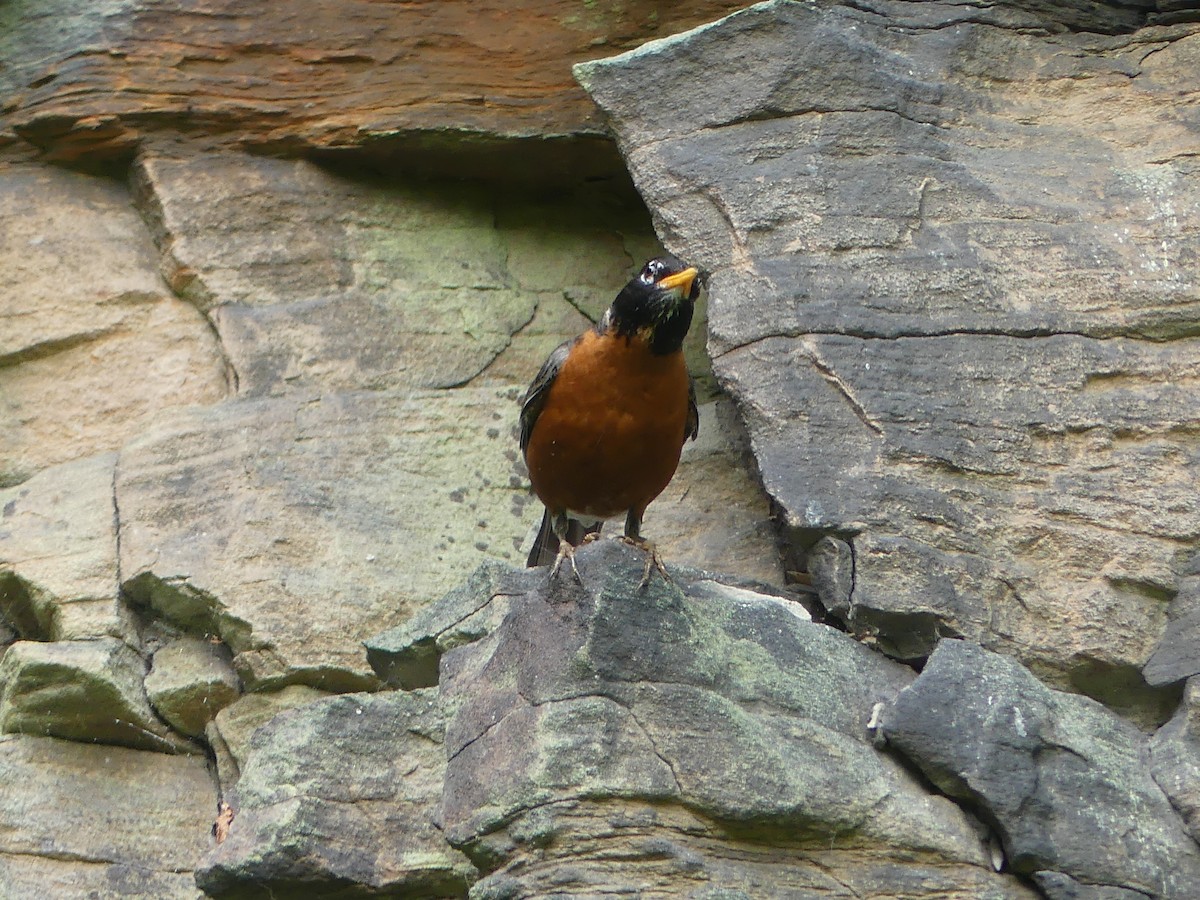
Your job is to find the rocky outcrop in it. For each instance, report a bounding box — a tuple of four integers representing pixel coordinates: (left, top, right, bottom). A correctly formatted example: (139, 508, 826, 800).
(0, 0, 747, 169)
(198, 545, 1200, 898)
(207, 542, 1036, 899)
(576, 0, 1200, 725)
(882, 640, 1200, 898)
(3, 0, 1200, 897)
(197, 690, 475, 898)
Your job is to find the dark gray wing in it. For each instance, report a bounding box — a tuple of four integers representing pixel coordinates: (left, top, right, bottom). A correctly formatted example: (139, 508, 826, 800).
(685, 375, 700, 442)
(519, 337, 574, 454)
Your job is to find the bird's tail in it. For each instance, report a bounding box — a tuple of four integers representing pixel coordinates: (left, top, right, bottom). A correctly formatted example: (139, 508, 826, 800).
(526, 509, 602, 568)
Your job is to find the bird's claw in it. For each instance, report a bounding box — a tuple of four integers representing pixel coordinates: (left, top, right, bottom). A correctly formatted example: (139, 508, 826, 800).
(549, 540, 585, 587)
(617, 535, 670, 589)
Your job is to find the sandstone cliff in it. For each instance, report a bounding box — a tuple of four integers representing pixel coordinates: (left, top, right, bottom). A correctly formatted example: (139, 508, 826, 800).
(1, 1, 1198, 898)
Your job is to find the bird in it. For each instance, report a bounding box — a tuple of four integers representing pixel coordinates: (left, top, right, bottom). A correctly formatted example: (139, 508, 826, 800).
(519, 254, 701, 586)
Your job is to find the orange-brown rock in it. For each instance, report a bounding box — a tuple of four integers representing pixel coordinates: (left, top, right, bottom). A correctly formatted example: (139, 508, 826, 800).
(0, 0, 748, 168)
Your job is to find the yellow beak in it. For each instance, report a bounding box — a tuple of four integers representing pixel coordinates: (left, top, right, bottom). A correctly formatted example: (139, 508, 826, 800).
(656, 266, 698, 297)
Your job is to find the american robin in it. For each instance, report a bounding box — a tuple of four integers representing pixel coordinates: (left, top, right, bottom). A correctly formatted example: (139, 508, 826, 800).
(519, 255, 701, 584)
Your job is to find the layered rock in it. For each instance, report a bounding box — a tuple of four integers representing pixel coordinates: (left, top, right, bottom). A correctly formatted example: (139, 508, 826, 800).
(198, 691, 475, 898)
(0, 0, 747, 168)
(576, 0, 1200, 722)
(0, 453, 128, 641)
(0, 165, 229, 485)
(882, 639, 1200, 898)
(214, 542, 1036, 899)
(129, 153, 694, 397)
(3, 0, 1199, 897)
(116, 384, 534, 690)
(0, 734, 214, 898)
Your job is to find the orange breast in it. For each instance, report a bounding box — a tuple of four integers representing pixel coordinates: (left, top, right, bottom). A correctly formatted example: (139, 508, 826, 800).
(524, 330, 691, 522)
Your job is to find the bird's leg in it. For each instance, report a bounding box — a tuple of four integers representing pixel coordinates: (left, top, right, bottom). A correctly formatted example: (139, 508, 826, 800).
(617, 510, 670, 589)
(549, 541, 583, 584)
(548, 512, 584, 585)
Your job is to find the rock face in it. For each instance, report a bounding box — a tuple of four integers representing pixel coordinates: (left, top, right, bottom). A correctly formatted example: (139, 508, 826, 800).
(0, 452, 129, 641)
(3, 0, 1200, 897)
(882, 640, 1200, 898)
(0, 165, 229, 485)
(0, 0, 747, 168)
(198, 691, 475, 898)
(116, 385, 534, 691)
(212, 542, 1036, 899)
(576, 0, 1200, 722)
(0, 734, 215, 898)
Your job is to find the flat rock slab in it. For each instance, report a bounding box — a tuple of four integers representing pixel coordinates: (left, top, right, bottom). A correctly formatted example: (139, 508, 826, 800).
(576, 0, 1200, 705)
(0, 1, 747, 163)
(196, 690, 476, 898)
(0, 164, 228, 484)
(723, 333, 1200, 689)
(882, 639, 1200, 898)
(437, 540, 1031, 898)
(117, 385, 532, 690)
(135, 154, 537, 394)
(0, 733, 215, 899)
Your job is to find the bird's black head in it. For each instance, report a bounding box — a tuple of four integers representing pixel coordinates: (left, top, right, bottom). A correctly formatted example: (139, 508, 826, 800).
(602, 255, 701, 355)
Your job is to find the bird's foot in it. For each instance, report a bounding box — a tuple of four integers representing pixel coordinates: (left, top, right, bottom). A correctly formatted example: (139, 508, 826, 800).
(616, 535, 670, 590)
(549, 540, 584, 587)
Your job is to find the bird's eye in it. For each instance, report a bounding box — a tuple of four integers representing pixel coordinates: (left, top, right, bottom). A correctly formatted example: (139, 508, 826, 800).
(640, 262, 659, 283)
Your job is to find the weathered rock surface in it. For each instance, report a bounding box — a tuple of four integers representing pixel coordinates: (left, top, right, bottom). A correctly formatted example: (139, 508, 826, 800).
(110, 150, 787, 696)
(1144, 555, 1200, 687)
(117, 385, 531, 691)
(1150, 677, 1200, 843)
(577, 0, 1200, 718)
(0, 1, 747, 167)
(144, 635, 241, 738)
(882, 639, 1200, 898)
(205, 685, 331, 791)
(0, 637, 192, 753)
(0, 452, 130, 641)
(131, 153, 714, 397)
(134, 155, 535, 394)
(4, 0, 1199, 896)
(0, 164, 229, 485)
(434, 542, 1029, 898)
(0, 734, 214, 899)
(197, 690, 476, 899)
